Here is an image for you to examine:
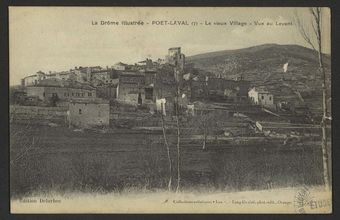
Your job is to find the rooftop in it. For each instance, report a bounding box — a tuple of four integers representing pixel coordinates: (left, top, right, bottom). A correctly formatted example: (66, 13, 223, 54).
(24, 74, 37, 79)
(69, 98, 109, 104)
(252, 87, 271, 94)
(169, 47, 181, 50)
(114, 62, 128, 66)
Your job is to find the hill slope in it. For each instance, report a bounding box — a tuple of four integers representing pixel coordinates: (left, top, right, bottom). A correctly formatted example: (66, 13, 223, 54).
(187, 44, 331, 111)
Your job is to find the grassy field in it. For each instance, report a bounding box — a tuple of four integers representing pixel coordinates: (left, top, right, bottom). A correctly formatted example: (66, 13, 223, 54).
(10, 123, 324, 197)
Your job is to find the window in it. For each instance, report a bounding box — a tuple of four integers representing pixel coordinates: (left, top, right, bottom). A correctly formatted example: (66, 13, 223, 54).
(145, 88, 153, 100)
(43, 92, 45, 97)
(72, 93, 74, 96)
(79, 109, 82, 114)
(269, 96, 272, 101)
(88, 92, 92, 97)
(261, 95, 264, 100)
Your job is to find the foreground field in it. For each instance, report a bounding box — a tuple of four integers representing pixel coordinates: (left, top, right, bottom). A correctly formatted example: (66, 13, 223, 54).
(10, 123, 324, 197)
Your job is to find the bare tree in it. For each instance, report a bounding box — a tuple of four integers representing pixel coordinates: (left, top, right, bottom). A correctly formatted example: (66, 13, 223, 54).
(198, 111, 212, 151)
(157, 74, 175, 192)
(294, 7, 331, 190)
(160, 112, 173, 191)
(174, 80, 181, 193)
(158, 67, 185, 193)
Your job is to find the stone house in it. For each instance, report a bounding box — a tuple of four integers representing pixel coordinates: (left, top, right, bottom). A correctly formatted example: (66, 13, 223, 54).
(26, 79, 96, 103)
(92, 70, 111, 82)
(116, 73, 146, 105)
(68, 99, 110, 128)
(22, 71, 77, 86)
(96, 84, 117, 100)
(248, 87, 274, 108)
(22, 71, 46, 86)
(113, 62, 128, 71)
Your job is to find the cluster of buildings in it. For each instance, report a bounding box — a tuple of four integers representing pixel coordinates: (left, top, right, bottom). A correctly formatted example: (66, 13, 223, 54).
(15, 47, 275, 128)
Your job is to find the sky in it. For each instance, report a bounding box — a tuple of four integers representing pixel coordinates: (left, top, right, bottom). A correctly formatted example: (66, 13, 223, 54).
(9, 7, 331, 85)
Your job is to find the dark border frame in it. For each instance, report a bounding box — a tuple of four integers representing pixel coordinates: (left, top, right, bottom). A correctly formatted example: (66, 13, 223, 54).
(1, 0, 339, 219)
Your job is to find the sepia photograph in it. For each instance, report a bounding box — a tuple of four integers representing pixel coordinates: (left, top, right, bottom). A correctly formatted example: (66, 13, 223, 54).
(9, 7, 332, 213)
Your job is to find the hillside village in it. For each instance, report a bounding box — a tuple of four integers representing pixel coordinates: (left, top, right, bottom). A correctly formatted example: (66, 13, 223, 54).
(10, 46, 326, 140)
(10, 45, 330, 195)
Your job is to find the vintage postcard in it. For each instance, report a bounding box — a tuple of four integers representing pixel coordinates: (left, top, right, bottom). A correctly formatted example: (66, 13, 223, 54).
(9, 7, 332, 213)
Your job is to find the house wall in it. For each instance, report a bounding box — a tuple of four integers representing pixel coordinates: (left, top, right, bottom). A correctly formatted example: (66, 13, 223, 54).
(69, 102, 110, 128)
(93, 71, 110, 81)
(26, 87, 45, 100)
(96, 86, 116, 99)
(26, 86, 96, 101)
(144, 72, 157, 86)
(74, 70, 87, 83)
(24, 76, 39, 86)
(56, 73, 71, 80)
(248, 89, 274, 107)
(117, 83, 145, 105)
(248, 89, 259, 104)
(113, 64, 126, 71)
(258, 93, 274, 107)
(117, 74, 146, 105)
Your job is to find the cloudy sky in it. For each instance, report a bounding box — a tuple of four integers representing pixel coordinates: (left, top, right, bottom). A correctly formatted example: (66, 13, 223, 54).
(9, 7, 330, 85)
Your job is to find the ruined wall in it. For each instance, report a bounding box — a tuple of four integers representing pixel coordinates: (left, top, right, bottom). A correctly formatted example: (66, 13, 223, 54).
(10, 105, 68, 124)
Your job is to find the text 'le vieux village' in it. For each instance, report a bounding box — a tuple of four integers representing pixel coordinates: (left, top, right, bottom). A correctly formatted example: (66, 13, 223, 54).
(92, 20, 293, 26)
